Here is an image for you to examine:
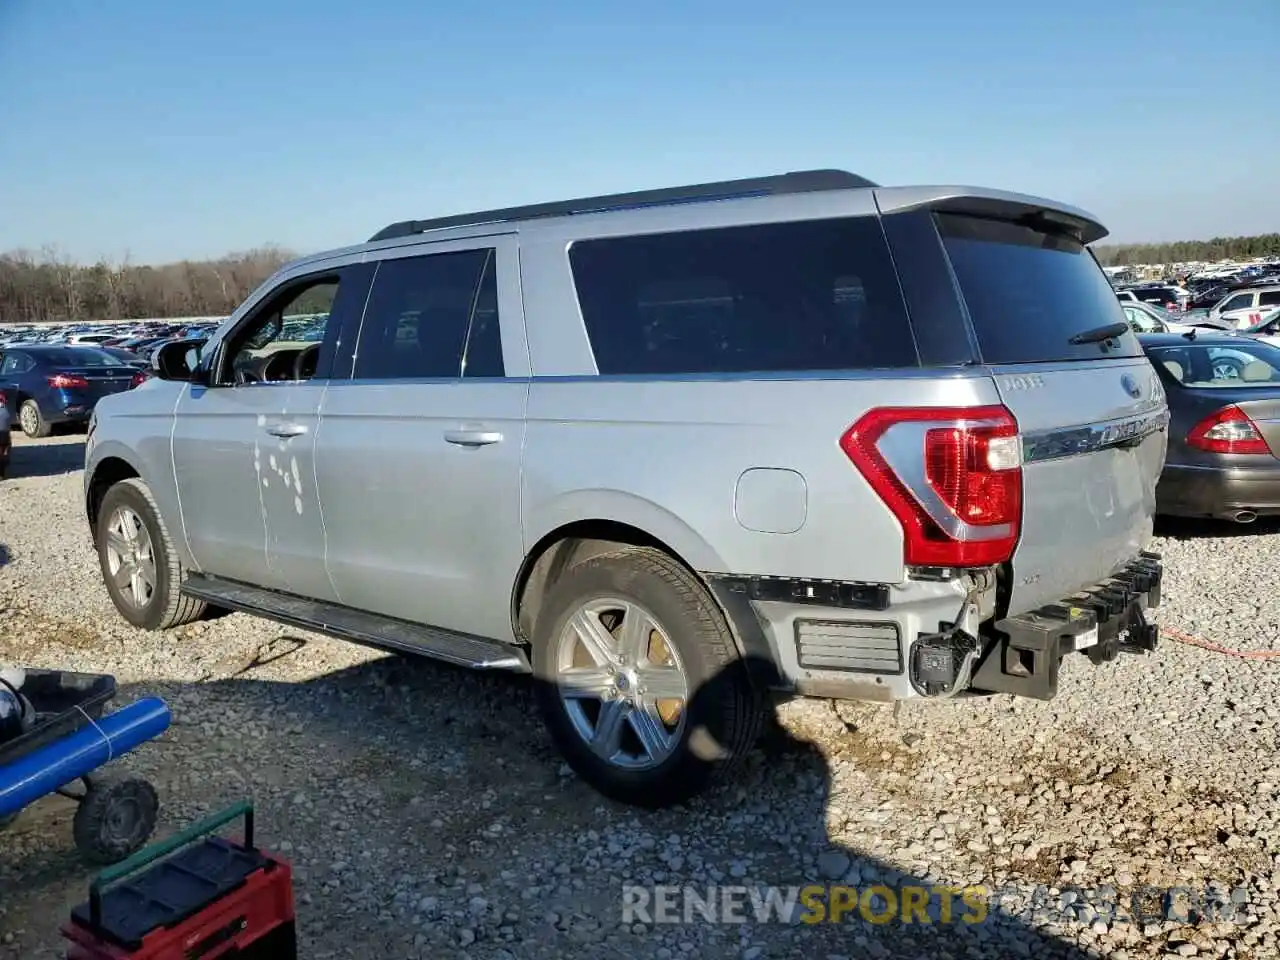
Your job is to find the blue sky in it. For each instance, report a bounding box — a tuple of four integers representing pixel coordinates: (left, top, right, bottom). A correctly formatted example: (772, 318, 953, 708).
(1, 0, 1276, 264)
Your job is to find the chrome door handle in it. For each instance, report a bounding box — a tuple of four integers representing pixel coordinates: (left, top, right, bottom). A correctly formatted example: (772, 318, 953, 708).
(444, 430, 503, 447)
(266, 423, 308, 439)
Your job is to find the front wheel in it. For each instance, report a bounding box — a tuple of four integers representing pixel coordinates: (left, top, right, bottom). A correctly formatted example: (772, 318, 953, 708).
(532, 547, 763, 808)
(96, 478, 206, 630)
(73, 775, 159, 865)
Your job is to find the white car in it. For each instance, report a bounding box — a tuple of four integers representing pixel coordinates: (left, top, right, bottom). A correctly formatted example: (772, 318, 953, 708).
(1207, 285, 1280, 329)
(1244, 307, 1280, 347)
(1120, 299, 1196, 335)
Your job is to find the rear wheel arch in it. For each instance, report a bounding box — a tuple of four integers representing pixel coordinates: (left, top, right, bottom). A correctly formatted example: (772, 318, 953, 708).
(511, 520, 705, 647)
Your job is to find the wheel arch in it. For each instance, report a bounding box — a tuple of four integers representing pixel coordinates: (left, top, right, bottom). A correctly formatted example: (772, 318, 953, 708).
(86, 453, 142, 534)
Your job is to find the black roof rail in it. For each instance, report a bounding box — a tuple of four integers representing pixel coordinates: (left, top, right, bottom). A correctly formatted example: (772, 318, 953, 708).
(367, 169, 878, 243)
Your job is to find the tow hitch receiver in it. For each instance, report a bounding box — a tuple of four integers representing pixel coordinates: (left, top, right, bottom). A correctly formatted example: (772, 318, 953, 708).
(968, 553, 1163, 701)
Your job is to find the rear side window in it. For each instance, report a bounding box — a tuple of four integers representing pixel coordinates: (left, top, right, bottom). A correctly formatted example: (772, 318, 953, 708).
(355, 249, 503, 380)
(1260, 291, 1280, 307)
(936, 214, 1142, 364)
(569, 218, 917, 375)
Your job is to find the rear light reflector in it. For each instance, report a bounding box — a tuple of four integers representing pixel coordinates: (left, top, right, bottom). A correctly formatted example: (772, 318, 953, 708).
(48, 373, 89, 389)
(1186, 405, 1272, 455)
(840, 405, 1022, 568)
(130, 371, 150, 388)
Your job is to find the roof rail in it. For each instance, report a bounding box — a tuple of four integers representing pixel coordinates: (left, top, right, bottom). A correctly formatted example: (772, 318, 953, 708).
(367, 169, 877, 242)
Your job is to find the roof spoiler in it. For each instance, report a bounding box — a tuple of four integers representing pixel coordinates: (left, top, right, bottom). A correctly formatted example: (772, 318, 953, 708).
(873, 186, 1109, 244)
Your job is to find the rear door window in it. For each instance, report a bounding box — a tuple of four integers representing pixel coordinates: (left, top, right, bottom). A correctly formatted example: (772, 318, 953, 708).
(569, 217, 918, 375)
(935, 213, 1142, 364)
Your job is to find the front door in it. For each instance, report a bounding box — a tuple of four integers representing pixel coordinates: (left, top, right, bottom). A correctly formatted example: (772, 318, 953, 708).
(172, 263, 371, 597)
(317, 239, 529, 643)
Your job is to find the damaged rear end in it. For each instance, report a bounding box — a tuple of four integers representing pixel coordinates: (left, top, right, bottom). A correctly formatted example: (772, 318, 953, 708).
(871, 187, 1170, 700)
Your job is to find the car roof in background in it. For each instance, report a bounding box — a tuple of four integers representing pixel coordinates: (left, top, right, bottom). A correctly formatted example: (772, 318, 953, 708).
(1136, 331, 1257, 348)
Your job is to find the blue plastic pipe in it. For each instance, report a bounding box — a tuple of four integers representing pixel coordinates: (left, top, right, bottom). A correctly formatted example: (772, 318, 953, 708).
(0, 697, 170, 818)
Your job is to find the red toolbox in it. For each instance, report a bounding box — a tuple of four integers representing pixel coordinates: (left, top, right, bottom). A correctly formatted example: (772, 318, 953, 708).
(61, 802, 296, 959)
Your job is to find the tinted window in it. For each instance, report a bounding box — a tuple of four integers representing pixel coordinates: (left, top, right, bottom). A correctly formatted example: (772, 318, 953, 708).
(1259, 291, 1280, 307)
(936, 214, 1142, 363)
(29, 347, 124, 367)
(355, 249, 501, 380)
(569, 218, 917, 375)
(1218, 293, 1253, 312)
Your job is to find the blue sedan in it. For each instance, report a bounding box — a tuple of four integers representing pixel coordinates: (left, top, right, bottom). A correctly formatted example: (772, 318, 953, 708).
(0, 345, 146, 438)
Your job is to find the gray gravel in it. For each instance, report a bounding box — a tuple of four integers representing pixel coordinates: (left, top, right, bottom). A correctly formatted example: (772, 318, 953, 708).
(3, 432, 1280, 959)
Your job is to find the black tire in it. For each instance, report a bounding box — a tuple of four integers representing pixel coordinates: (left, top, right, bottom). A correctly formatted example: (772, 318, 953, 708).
(96, 477, 206, 630)
(18, 399, 50, 439)
(73, 774, 159, 865)
(532, 547, 763, 808)
(0, 812, 18, 831)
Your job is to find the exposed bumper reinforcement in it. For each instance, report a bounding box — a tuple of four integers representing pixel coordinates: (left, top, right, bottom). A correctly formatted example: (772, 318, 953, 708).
(969, 551, 1163, 701)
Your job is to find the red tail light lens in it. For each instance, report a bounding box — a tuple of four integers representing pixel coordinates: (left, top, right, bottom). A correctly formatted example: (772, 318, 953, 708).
(1187, 405, 1272, 455)
(840, 406, 1022, 567)
(48, 373, 89, 389)
(130, 371, 149, 388)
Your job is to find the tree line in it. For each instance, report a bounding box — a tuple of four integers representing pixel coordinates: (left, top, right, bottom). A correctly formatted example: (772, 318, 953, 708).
(1094, 233, 1280, 268)
(0, 246, 297, 325)
(4, 230, 1279, 325)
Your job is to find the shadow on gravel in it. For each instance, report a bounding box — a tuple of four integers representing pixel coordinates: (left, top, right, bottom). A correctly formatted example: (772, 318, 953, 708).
(1, 655, 1094, 959)
(0, 543, 9, 568)
(4, 438, 86, 479)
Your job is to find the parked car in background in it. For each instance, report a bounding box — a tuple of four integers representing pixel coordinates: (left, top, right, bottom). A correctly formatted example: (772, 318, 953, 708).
(1117, 284, 1189, 312)
(1243, 307, 1280, 347)
(1121, 300, 1196, 334)
(0, 345, 147, 438)
(1208, 285, 1280, 329)
(86, 169, 1168, 807)
(0, 392, 9, 478)
(1140, 331, 1280, 523)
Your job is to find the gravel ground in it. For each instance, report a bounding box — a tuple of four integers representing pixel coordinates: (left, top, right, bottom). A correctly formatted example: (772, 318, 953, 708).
(3, 432, 1280, 959)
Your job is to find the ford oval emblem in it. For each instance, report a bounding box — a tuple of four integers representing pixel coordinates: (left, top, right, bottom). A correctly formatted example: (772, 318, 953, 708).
(1121, 373, 1142, 399)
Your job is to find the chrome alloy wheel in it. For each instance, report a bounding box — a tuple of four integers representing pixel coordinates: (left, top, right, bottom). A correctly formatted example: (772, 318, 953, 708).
(553, 597, 690, 770)
(103, 506, 157, 610)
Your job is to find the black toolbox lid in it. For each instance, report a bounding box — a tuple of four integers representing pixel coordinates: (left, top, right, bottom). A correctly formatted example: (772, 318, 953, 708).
(71, 836, 273, 948)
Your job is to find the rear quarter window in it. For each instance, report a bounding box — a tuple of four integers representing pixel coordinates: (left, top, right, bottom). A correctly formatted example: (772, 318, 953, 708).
(569, 217, 918, 375)
(936, 213, 1142, 364)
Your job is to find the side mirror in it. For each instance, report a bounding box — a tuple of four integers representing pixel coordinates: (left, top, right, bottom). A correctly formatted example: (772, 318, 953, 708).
(152, 339, 209, 383)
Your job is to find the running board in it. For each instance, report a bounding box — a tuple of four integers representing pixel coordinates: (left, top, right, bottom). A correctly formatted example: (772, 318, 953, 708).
(180, 575, 531, 673)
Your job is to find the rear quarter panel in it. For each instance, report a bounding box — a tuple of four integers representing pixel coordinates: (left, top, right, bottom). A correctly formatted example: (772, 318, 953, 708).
(523, 373, 1001, 584)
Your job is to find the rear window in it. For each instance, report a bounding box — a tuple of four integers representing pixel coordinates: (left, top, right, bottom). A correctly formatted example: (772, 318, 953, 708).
(569, 218, 918, 375)
(936, 213, 1142, 364)
(1147, 340, 1280, 388)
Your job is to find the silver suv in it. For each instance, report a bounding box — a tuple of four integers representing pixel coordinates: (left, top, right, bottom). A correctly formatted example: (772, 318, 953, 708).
(84, 170, 1169, 807)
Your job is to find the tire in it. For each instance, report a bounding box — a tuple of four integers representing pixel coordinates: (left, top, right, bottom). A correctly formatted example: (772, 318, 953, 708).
(532, 546, 763, 808)
(18, 399, 50, 439)
(96, 477, 206, 630)
(73, 774, 159, 865)
(0, 812, 18, 831)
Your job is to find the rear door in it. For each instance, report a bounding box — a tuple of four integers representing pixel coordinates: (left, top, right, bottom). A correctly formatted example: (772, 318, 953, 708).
(316, 237, 529, 643)
(932, 212, 1168, 616)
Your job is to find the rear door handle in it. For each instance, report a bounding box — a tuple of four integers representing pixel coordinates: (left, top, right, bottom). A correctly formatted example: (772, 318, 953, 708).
(444, 429, 503, 447)
(266, 423, 308, 439)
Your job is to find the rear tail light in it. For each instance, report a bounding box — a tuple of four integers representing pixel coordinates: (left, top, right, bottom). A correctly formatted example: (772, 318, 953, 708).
(840, 406, 1022, 568)
(1187, 405, 1272, 455)
(48, 373, 89, 389)
(130, 371, 150, 388)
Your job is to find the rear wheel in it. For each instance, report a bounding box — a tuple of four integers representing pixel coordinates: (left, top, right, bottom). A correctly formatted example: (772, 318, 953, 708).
(532, 547, 763, 808)
(18, 400, 50, 439)
(96, 478, 206, 630)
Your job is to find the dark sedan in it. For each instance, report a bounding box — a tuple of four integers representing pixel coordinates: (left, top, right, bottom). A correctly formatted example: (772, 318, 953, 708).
(1140, 331, 1280, 523)
(0, 345, 146, 438)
